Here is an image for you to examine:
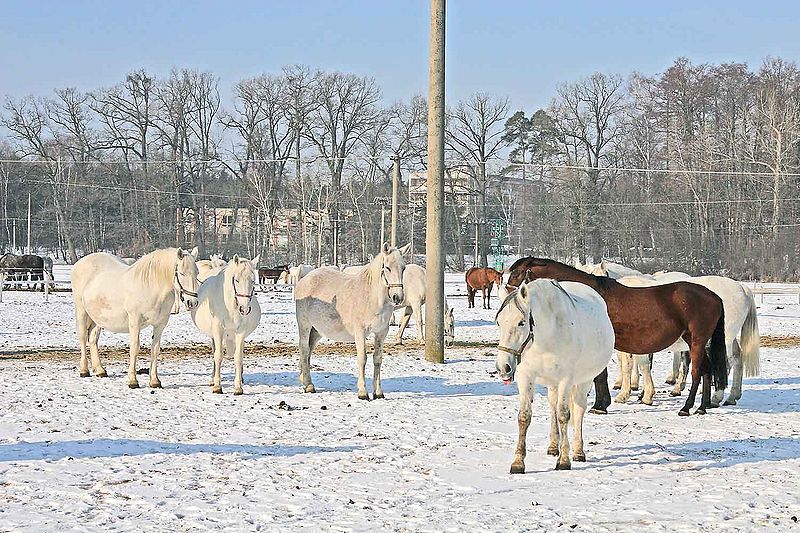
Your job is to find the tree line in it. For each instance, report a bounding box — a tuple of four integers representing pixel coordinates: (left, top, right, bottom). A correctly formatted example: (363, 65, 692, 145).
(1, 57, 799, 279)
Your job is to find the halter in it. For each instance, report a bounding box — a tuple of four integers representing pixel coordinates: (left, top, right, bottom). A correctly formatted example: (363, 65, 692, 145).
(232, 276, 255, 314)
(174, 270, 198, 302)
(497, 297, 535, 364)
(381, 267, 403, 294)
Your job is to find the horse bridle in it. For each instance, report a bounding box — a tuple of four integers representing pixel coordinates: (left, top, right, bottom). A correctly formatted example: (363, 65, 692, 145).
(497, 298, 535, 364)
(174, 270, 198, 302)
(381, 267, 403, 295)
(232, 276, 255, 314)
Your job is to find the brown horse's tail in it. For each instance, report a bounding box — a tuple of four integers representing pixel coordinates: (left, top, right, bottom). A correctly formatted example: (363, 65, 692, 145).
(708, 309, 728, 391)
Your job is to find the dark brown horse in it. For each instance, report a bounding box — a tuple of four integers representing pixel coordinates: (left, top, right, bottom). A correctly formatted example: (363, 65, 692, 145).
(506, 258, 727, 416)
(258, 265, 289, 285)
(466, 267, 503, 309)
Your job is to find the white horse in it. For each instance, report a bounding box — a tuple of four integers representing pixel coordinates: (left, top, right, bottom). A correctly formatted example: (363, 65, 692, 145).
(288, 264, 314, 285)
(612, 272, 760, 406)
(295, 243, 410, 400)
(192, 255, 261, 395)
(495, 280, 615, 472)
(394, 263, 455, 346)
(577, 258, 646, 280)
(197, 254, 227, 282)
(71, 247, 199, 388)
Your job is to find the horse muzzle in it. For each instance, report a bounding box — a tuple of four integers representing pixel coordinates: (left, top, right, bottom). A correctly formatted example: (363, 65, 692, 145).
(496, 362, 515, 384)
(238, 305, 251, 316)
(445, 335, 454, 347)
(184, 297, 198, 310)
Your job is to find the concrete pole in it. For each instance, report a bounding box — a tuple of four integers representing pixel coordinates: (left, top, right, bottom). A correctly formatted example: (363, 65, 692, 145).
(380, 204, 386, 246)
(425, 0, 446, 363)
(390, 155, 400, 247)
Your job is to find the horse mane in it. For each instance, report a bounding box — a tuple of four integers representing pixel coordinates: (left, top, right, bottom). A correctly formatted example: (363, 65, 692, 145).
(129, 248, 178, 287)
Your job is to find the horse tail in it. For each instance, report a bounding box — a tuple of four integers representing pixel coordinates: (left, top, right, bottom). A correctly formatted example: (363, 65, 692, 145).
(739, 286, 761, 377)
(708, 308, 728, 391)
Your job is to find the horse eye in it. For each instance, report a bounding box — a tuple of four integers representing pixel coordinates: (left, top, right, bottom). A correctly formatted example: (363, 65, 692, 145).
(518, 320, 525, 327)
(385, 267, 391, 272)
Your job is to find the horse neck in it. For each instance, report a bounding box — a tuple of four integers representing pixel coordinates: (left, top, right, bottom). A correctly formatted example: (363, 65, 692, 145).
(535, 262, 604, 292)
(363, 259, 391, 308)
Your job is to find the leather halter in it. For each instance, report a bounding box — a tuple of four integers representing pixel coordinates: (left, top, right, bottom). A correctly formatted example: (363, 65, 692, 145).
(497, 298, 535, 364)
(175, 270, 198, 301)
(232, 276, 255, 315)
(381, 268, 403, 294)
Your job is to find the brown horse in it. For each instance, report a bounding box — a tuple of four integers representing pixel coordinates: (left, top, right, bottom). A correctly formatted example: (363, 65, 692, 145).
(506, 258, 727, 416)
(466, 267, 503, 309)
(258, 265, 289, 285)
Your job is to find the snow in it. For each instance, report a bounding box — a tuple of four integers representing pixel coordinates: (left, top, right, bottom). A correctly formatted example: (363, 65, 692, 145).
(1, 269, 800, 530)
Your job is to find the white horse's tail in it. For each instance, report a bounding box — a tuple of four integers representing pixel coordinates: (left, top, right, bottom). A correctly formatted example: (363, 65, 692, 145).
(740, 286, 760, 377)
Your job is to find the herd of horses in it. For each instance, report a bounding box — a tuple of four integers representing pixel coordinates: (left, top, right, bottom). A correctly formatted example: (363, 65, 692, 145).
(64, 246, 762, 473)
(0, 253, 53, 289)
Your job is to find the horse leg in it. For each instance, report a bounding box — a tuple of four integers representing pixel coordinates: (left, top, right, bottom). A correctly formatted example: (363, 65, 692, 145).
(665, 352, 680, 385)
(481, 287, 487, 309)
(208, 338, 216, 386)
(148, 322, 166, 389)
(76, 308, 90, 377)
(413, 301, 425, 342)
(88, 322, 106, 377)
(298, 324, 316, 393)
(211, 328, 224, 394)
(127, 321, 142, 389)
(555, 381, 572, 470)
(355, 331, 370, 400)
(395, 306, 412, 343)
(466, 286, 474, 308)
(571, 381, 591, 462)
(486, 284, 493, 309)
(372, 332, 387, 399)
(638, 355, 655, 405)
(614, 352, 632, 404)
(590, 368, 611, 414)
(510, 377, 534, 474)
(547, 386, 559, 456)
(725, 340, 743, 405)
(612, 357, 623, 390)
(233, 333, 245, 396)
(672, 350, 689, 396)
(680, 341, 710, 416)
(631, 354, 640, 391)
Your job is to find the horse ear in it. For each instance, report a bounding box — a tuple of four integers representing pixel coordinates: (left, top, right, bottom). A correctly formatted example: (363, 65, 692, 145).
(189, 246, 199, 259)
(382, 242, 391, 255)
(448, 307, 454, 317)
(398, 243, 412, 256)
(233, 254, 240, 265)
(177, 248, 184, 259)
(251, 254, 260, 267)
(518, 282, 528, 300)
(573, 257, 581, 268)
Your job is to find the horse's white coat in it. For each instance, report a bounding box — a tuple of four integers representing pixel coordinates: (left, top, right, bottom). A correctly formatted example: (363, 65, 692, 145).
(197, 255, 227, 283)
(294, 243, 409, 399)
(394, 264, 455, 346)
(495, 279, 615, 472)
(192, 255, 261, 395)
(71, 248, 199, 388)
(613, 273, 760, 406)
(288, 264, 315, 285)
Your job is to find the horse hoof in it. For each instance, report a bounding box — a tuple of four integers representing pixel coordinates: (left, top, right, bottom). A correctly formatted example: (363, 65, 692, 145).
(96, 371, 108, 378)
(665, 379, 676, 385)
(358, 392, 371, 401)
(589, 408, 607, 415)
(573, 453, 586, 462)
(614, 396, 627, 404)
(128, 382, 140, 389)
(669, 390, 682, 397)
(612, 384, 621, 390)
(212, 387, 223, 394)
(640, 398, 653, 406)
(304, 384, 316, 393)
(547, 446, 559, 456)
(678, 409, 690, 417)
(708, 402, 720, 409)
(233, 389, 243, 396)
(555, 462, 571, 471)
(510, 463, 525, 474)
(374, 393, 385, 400)
(723, 399, 737, 406)
(632, 386, 640, 391)
(150, 381, 162, 389)
(79, 371, 91, 378)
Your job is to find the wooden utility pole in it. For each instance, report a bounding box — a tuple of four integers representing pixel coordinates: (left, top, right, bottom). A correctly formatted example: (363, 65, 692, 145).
(26, 193, 31, 254)
(390, 155, 400, 247)
(425, 0, 446, 363)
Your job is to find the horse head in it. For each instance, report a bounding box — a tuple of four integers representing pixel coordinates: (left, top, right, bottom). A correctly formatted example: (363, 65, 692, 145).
(175, 248, 200, 310)
(379, 242, 406, 306)
(495, 283, 535, 384)
(229, 254, 259, 316)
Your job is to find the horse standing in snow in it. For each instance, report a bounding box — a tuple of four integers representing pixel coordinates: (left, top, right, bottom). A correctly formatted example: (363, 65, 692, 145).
(495, 280, 615, 472)
(466, 267, 502, 309)
(294, 243, 409, 400)
(196, 254, 227, 282)
(71, 248, 199, 388)
(395, 263, 455, 346)
(192, 255, 261, 395)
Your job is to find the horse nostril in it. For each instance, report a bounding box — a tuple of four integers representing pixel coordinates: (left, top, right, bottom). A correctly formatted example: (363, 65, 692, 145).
(504, 364, 512, 374)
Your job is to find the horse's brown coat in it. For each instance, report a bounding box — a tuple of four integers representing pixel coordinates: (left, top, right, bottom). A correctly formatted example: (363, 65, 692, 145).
(466, 267, 503, 309)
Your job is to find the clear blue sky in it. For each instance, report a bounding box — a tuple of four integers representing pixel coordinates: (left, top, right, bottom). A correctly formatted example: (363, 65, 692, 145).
(2, 0, 800, 111)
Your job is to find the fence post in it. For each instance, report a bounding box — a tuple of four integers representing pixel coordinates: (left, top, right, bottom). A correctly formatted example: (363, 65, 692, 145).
(0, 271, 4, 303)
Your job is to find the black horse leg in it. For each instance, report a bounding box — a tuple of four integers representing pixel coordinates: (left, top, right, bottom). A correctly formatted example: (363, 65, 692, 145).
(679, 361, 702, 416)
(590, 368, 611, 414)
(697, 373, 712, 414)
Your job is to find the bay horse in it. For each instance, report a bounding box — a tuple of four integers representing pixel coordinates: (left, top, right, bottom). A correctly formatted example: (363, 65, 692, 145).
(258, 264, 289, 285)
(506, 258, 727, 416)
(466, 267, 502, 309)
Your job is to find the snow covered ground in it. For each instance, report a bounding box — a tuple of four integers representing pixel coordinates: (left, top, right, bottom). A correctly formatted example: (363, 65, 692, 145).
(1, 269, 800, 530)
